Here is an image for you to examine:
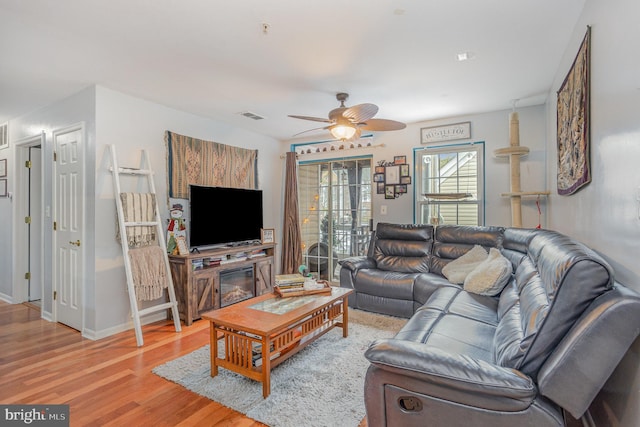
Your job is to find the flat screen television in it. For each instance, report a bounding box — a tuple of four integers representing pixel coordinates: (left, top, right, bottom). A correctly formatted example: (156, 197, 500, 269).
(188, 185, 263, 249)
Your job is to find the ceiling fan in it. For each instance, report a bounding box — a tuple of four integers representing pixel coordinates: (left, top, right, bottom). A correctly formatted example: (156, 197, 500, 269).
(288, 93, 406, 141)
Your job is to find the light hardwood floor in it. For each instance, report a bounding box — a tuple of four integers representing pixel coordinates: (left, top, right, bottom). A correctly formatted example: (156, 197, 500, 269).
(0, 301, 267, 426)
(1, 301, 368, 427)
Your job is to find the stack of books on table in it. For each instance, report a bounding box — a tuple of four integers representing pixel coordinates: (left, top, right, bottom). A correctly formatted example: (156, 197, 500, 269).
(203, 256, 226, 268)
(274, 274, 306, 293)
(220, 252, 248, 264)
(252, 343, 280, 367)
(248, 248, 266, 258)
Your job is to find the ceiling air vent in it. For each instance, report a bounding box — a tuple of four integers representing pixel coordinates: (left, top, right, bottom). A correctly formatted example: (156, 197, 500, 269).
(239, 111, 265, 121)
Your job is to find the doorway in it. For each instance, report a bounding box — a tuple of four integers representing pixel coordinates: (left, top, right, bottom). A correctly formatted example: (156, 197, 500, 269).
(298, 157, 373, 281)
(27, 146, 42, 303)
(14, 125, 86, 332)
(14, 134, 45, 307)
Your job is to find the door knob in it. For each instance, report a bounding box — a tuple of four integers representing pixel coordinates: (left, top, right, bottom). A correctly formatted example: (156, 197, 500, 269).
(69, 240, 81, 246)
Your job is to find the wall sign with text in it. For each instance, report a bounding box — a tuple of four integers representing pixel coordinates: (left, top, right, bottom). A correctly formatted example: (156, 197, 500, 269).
(421, 122, 471, 144)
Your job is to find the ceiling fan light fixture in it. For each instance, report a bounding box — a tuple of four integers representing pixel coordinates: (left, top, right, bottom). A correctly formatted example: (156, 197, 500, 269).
(290, 92, 406, 139)
(330, 123, 356, 141)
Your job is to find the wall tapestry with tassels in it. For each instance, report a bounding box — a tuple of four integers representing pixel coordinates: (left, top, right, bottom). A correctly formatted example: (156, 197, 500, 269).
(165, 130, 258, 198)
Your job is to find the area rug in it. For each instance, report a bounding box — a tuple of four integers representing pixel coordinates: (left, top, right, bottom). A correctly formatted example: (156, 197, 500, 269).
(152, 309, 405, 427)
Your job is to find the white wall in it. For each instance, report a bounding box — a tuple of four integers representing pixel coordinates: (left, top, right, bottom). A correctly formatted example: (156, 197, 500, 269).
(2, 87, 96, 319)
(92, 86, 282, 336)
(545, 0, 640, 425)
(0, 147, 14, 301)
(286, 104, 548, 229)
(1, 85, 282, 340)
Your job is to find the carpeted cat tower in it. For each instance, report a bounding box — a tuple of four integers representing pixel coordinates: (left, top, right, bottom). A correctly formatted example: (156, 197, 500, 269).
(494, 105, 549, 228)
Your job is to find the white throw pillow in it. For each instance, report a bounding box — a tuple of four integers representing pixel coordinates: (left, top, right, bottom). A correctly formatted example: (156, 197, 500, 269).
(464, 248, 513, 296)
(442, 245, 488, 284)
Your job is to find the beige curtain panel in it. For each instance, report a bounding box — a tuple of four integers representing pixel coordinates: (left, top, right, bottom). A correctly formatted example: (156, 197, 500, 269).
(281, 152, 303, 274)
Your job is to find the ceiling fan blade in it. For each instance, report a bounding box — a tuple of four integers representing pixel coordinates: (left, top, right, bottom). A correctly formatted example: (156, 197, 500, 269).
(288, 115, 332, 123)
(343, 103, 378, 122)
(360, 118, 407, 131)
(291, 125, 331, 137)
(328, 107, 347, 121)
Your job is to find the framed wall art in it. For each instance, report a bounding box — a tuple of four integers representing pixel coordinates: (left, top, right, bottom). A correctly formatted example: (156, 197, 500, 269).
(395, 184, 407, 194)
(0, 159, 6, 177)
(394, 155, 406, 165)
(385, 185, 396, 199)
(376, 157, 411, 199)
(557, 26, 591, 196)
(0, 179, 6, 197)
(385, 165, 400, 185)
(0, 123, 8, 150)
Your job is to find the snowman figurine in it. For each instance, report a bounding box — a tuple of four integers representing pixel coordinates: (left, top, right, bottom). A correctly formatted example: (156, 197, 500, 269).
(166, 203, 187, 254)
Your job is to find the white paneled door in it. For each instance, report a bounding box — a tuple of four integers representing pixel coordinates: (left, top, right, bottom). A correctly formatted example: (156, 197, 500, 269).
(53, 124, 84, 331)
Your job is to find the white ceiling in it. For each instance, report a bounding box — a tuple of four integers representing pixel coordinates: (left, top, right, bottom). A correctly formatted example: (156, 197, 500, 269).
(0, 0, 586, 141)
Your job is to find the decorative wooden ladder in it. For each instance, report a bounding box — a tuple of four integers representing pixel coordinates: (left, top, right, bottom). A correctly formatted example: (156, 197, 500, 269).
(494, 108, 550, 227)
(109, 145, 182, 346)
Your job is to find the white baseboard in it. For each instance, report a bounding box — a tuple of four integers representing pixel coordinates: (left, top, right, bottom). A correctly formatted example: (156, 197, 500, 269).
(82, 312, 168, 341)
(0, 297, 169, 342)
(0, 292, 14, 304)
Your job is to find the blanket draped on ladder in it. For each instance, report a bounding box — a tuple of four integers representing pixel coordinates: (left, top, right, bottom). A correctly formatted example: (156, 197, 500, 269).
(128, 245, 168, 301)
(116, 193, 157, 247)
(116, 192, 167, 301)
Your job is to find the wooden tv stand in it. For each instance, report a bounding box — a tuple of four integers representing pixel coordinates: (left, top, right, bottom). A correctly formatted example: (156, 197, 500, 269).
(168, 243, 276, 325)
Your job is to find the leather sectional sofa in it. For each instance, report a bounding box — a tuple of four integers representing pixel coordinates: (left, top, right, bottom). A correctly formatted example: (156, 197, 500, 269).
(339, 222, 640, 426)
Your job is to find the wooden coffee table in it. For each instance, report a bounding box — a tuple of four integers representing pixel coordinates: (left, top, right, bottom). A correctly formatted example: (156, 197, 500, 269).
(201, 286, 353, 398)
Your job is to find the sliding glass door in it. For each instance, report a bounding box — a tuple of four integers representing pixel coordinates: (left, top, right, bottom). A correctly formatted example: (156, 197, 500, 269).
(298, 157, 372, 281)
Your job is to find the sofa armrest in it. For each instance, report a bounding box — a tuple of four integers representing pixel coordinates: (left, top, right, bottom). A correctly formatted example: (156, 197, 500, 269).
(338, 256, 376, 307)
(537, 284, 640, 419)
(365, 338, 536, 411)
(339, 256, 376, 272)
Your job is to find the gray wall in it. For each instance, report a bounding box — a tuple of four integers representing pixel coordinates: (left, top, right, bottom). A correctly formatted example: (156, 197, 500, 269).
(545, 0, 640, 425)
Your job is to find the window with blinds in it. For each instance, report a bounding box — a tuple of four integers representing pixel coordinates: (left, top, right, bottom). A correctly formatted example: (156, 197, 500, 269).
(415, 143, 484, 226)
